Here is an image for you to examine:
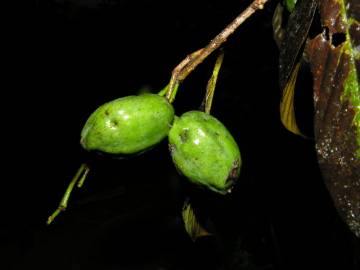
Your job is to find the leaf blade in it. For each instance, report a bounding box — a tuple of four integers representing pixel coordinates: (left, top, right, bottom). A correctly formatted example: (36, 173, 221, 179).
(182, 199, 211, 242)
(305, 0, 360, 237)
(280, 62, 304, 136)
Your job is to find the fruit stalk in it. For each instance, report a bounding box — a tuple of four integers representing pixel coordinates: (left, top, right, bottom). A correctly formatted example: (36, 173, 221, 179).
(47, 163, 89, 225)
(166, 0, 269, 102)
(204, 51, 224, 114)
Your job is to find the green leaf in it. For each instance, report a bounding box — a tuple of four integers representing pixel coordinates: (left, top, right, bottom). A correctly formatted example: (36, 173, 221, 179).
(305, 0, 360, 238)
(284, 0, 297, 13)
(280, 62, 304, 136)
(182, 199, 211, 241)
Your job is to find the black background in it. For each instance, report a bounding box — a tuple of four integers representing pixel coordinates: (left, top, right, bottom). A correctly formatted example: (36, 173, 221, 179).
(3, 0, 359, 269)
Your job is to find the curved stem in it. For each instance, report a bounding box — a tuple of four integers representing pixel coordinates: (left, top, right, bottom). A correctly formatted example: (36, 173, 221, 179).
(166, 49, 204, 102)
(166, 0, 269, 102)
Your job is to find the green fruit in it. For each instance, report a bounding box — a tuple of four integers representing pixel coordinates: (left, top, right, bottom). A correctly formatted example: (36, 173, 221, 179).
(81, 93, 174, 154)
(168, 111, 241, 194)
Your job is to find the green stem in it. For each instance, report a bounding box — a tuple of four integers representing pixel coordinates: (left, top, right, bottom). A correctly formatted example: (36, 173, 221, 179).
(77, 164, 90, 188)
(169, 83, 180, 103)
(47, 163, 89, 225)
(205, 52, 224, 114)
(157, 84, 169, 97)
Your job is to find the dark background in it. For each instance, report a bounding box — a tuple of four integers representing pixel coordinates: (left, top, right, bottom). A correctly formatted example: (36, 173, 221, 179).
(3, 0, 359, 269)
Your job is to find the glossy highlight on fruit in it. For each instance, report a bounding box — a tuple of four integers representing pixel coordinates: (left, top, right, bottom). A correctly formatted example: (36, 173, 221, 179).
(81, 93, 174, 154)
(168, 111, 241, 194)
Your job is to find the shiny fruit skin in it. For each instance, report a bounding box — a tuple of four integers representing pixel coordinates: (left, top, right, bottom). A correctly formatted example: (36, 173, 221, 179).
(169, 111, 241, 194)
(81, 94, 174, 154)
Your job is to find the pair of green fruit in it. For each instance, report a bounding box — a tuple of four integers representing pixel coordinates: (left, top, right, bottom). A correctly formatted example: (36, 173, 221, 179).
(81, 93, 241, 194)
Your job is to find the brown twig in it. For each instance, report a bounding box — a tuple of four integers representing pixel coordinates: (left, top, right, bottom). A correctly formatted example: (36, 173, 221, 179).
(166, 0, 269, 102)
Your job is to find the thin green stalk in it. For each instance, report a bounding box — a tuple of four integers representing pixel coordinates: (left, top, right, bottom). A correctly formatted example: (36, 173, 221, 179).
(205, 52, 224, 114)
(47, 163, 89, 225)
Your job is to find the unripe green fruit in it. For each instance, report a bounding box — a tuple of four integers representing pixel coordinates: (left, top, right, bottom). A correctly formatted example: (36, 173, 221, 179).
(81, 93, 174, 154)
(168, 111, 241, 194)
